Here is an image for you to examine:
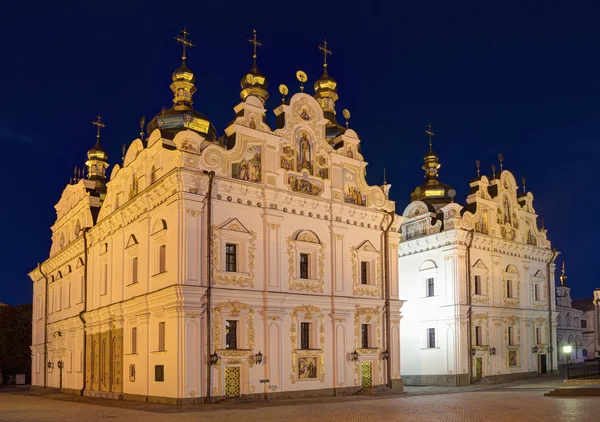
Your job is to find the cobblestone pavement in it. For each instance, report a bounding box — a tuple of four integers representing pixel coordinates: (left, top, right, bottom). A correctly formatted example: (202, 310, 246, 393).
(1, 379, 598, 422)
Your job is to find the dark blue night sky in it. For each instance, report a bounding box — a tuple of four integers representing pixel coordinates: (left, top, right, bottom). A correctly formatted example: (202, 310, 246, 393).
(1, 1, 598, 305)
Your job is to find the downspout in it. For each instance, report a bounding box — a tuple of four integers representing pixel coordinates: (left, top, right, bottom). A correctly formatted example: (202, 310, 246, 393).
(203, 171, 215, 403)
(78, 228, 89, 396)
(38, 263, 48, 389)
(465, 230, 474, 384)
(383, 210, 395, 388)
(547, 248, 557, 373)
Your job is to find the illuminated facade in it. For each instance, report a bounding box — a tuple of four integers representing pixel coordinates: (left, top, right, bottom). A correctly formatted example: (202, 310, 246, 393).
(555, 264, 585, 364)
(28, 32, 403, 403)
(572, 289, 600, 361)
(398, 144, 558, 386)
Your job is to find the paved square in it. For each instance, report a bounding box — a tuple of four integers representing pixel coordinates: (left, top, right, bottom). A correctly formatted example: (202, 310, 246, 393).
(1, 380, 599, 422)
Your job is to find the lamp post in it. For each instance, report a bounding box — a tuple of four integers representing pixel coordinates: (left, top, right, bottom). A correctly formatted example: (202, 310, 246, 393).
(563, 345, 572, 379)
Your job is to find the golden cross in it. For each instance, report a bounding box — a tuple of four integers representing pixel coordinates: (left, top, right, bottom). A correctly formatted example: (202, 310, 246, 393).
(175, 28, 194, 63)
(91, 115, 106, 141)
(248, 29, 262, 65)
(318, 40, 332, 67)
(425, 123, 435, 152)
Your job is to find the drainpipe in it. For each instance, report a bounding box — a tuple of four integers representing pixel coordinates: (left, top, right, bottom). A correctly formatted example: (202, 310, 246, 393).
(383, 210, 395, 388)
(38, 263, 49, 389)
(547, 248, 557, 373)
(78, 228, 89, 396)
(203, 171, 215, 403)
(465, 230, 474, 384)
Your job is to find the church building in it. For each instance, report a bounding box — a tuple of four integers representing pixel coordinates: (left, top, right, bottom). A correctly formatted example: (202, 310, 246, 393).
(555, 263, 585, 364)
(28, 30, 403, 403)
(398, 134, 558, 386)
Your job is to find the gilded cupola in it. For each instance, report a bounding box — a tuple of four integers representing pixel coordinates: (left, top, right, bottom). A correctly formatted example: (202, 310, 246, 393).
(313, 41, 345, 141)
(240, 30, 269, 105)
(146, 28, 217, 141)
(86, 115, 109, 183)
(410, 124, 455, 208)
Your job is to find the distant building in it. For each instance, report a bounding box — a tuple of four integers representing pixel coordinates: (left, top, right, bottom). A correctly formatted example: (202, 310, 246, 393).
(398, 142, 558, 386)
(555, 264, 584, 364)
(572, 289, 600, 360)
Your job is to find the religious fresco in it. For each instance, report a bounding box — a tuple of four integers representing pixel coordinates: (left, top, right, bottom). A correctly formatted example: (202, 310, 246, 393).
(343, 168, 366, 206)
(296, 132, 313, 175)
(298, 357, 318, 380)
(232, 145, 261, 183)
(475, 210, 489, 234)
(508, 350, 518, 367)
(316, 155, 329, 179)
(288, 173, 323, 196)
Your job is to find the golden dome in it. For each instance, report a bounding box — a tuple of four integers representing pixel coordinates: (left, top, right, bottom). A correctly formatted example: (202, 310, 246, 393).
(240, 63, 269, 104)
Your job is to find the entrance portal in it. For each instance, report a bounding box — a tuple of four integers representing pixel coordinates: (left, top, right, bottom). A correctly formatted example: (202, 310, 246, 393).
(361, 362, 372, 387)
(225, 367, 241, 397)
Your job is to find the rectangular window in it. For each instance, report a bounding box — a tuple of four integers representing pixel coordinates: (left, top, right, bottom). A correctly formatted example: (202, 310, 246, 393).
(159, 245, 166, 273)
(475, 326, 483, 346)
(360, 262, 369, 285)
(474, 275, 482, 295)
(49, 288, 54, 313)
(428, 328, 436, 348)
(506, 280, 513, 298)
(155, 365, 164, 382)
(300, 253, 309, 279)
(361, 324, 369, 348)
(534, 284, 539, 301)
(508, 327, 514, 346)
(58, 286, 62, 311)
(132, 327, 138, 354)
(226, 320, 237, 350)
(301, 322, 311, 349)
(102, 263, 108, 295)
(536, 327, 542, 345)
(225, 244, 237, 272)
(67, 282, 71, 307)
(132, 257, 138, 284)
(158, 321, 165, 352)
(427, 278, 435, 297)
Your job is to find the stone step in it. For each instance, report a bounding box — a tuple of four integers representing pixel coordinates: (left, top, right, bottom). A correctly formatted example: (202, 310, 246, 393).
(355, 386, 401, 396)
(545, 387, 600, 397)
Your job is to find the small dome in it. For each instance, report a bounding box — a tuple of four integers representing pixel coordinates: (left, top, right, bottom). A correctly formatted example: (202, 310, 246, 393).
(240, 64, 269, 104)
(314, 68, 337, 93)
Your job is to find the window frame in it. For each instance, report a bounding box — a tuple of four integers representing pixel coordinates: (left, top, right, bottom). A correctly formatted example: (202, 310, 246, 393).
(361, 324, 369, 349)
(426, 277, 435, 297)
(427, 328, 436, 348)
(299, 253, 310, 279)
(225, 243, 237, 273)
(158, 321, 166, 352)
(360, 261, 369, 285)
(225, 320, 238, 350)
(300, 322, 311, 349)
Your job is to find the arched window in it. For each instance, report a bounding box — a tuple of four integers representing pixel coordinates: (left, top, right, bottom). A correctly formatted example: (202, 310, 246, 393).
(581, 320, 587, 329)
(583, 349, 588, 357)
(566, 314, 572, 327)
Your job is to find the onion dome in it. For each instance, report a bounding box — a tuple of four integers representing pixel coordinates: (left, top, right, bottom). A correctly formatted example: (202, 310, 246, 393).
(240, 30, 269, 105)
(410, 125, 455, 207)
(314, 41, 345, 141)
(146, 29, 217, 141)
(240, 64, 269, 105)
(86, 115, 109, 182)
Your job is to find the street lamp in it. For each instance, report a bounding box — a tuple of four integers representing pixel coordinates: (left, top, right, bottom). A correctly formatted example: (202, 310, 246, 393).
(57, 360, 64, 389)
(563, 345, 573, 379)
(471, 348, 477, 356)
(381, 350, 389, 360)
(254, 351, 263, 365)
(350, 351, 359, 361)
(532, 346, 538, 354)
(489, 347, 496, 356)
(210, 352, 220, 366)
(47, 361, 52, 369)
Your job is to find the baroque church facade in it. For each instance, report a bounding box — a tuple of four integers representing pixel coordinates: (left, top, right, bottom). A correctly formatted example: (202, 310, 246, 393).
(28, 31, 403, 403)
(555, 264, 585, 364)
(397, 141, 559, 386)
